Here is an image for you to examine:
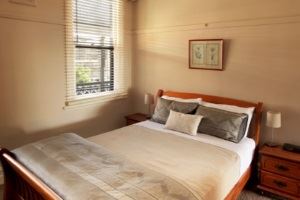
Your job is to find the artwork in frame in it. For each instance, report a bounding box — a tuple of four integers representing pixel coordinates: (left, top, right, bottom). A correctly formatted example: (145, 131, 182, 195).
(189, 39, 223, 70)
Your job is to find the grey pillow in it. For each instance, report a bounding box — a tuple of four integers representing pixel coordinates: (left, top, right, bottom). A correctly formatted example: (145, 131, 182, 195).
(151, 98, 199, 124)
(196, 105, 248, 143)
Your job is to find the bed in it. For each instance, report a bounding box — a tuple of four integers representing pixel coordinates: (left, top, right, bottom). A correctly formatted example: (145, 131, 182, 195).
(0, 89, 263, 200)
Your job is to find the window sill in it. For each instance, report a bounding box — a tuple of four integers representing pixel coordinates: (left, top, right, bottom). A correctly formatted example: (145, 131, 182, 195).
(63, 93, 128, 110)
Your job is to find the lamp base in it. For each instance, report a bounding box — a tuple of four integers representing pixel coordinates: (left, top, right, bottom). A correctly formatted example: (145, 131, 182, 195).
(265, 142, 280, 147)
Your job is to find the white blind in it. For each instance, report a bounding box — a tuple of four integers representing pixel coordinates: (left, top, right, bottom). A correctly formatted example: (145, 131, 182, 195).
(65, 0, 129, 106)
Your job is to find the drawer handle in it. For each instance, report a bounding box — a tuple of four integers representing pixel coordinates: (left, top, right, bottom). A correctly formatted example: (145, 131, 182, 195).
(275, 164, 289, 172)
(273, 180, 287, 188)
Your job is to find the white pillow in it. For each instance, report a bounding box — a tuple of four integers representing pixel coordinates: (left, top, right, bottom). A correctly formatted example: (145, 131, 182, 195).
(202, 101, 255, 138)
(162, 95, 202, 104)
(165, 110, 203, 136)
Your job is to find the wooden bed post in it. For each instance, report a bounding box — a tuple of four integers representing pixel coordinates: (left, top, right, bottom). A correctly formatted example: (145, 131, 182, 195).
(0, 148, 62, 200)
(253, 102, 263, 145)
(155, 89, 163, 102)
(0, 148, 16, 200)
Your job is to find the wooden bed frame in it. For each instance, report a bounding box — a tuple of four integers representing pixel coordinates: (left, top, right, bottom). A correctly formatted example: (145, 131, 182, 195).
(158, 90, 263, 200)
(0, 89, 263, 200)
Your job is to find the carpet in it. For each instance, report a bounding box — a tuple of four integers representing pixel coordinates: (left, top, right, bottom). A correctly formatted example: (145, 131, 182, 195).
(238, 190, 273, 200)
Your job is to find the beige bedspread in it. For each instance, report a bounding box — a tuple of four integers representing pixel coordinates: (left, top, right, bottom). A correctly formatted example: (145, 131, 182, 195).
(13, 133, 199, 200)
(88, 125, 241, 200)
(13, 125, 240, 200)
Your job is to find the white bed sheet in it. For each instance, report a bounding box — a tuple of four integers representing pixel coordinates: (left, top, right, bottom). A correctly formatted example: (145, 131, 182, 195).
(135, 120, 256, 178)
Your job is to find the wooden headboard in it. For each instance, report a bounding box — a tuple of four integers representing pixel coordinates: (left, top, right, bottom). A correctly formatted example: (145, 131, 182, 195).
(156, 89, 263, 145)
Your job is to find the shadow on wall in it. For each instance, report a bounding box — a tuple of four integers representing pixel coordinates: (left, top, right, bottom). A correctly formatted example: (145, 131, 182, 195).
(0, 98, 132, 150)
(222, 39, 231, 70)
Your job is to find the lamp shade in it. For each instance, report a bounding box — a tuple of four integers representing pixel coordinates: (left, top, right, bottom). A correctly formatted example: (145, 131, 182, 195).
(144, 93, 154, 105)
(266, 111, 281, 128)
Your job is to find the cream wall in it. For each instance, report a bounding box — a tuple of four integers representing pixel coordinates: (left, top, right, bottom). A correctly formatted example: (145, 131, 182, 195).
(0, 0, 299, 149)
(132, 0, 300, 145)
(0, 0, 133, 149)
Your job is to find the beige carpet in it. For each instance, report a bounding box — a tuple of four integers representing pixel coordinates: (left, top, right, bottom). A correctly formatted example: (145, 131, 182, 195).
(238, 190, 273, 200)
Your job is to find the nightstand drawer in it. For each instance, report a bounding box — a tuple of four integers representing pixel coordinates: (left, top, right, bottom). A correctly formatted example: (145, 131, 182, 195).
(261, 171, 300, 196)
(261, 155, 300, 179)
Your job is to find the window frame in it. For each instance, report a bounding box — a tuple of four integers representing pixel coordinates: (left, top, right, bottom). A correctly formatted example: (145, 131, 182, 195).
(64, 0, 128, 109)
(75, 45, 115, 95)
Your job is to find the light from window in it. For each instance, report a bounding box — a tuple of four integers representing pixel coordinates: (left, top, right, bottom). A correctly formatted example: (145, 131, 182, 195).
(74, 0, 114, 95)
(65, 0, 129, 106)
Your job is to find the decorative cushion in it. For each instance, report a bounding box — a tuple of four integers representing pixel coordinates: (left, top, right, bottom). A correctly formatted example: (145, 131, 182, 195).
(151, 98, 199, 124)
(196, 105, 248, 143)
(202, 101, 255, 138)
(151, 98, 173, 124)
(170, 101, 199, 114)
(165, 110, 203, 135)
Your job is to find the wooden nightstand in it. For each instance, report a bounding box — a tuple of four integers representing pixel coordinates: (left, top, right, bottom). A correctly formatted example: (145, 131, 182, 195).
(257, 145, 300, 199)
(125, 113, 148, 125)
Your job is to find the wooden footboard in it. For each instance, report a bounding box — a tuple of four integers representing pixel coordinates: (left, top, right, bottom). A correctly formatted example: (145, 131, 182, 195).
(1, 147, 251, 200)
(0, 148, 62, 200)
(1, 145, 251, 200)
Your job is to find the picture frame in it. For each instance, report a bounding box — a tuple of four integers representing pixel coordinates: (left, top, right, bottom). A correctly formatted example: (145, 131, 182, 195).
(189, 39, 223, 70)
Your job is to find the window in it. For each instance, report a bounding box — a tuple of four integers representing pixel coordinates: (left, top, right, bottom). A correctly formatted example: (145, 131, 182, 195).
(65, 0, 129, 106)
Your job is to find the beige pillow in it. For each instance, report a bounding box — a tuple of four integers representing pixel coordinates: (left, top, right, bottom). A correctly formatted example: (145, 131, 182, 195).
(165, 110, 203, 136)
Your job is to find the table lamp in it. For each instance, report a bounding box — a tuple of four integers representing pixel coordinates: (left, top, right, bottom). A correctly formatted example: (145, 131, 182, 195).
(144, 93, 154, 118)
(266, 111, 281, 147)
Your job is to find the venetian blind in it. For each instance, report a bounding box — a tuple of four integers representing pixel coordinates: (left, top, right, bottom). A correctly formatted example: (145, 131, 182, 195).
(65, 0, 129, 106)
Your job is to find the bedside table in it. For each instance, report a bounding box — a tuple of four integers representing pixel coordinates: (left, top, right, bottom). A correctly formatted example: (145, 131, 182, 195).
(257, 145, 300, 199)
(125, 113, 148, 125)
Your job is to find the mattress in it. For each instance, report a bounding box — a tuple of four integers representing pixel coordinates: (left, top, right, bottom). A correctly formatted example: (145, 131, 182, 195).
(136, 120, 256, 177)
(88, 122, 247, 199)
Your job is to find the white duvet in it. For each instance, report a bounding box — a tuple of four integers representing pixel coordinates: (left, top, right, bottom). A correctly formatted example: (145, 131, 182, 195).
(136, 120, 256, 178)
(88, 122, 248, 199)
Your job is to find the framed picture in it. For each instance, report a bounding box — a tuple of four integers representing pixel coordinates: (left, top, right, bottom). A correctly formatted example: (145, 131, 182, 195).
(189, 39, 223, 70)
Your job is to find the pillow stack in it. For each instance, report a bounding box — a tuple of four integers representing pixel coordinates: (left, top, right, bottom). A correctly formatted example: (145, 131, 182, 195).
(151, 96, 255, 143)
